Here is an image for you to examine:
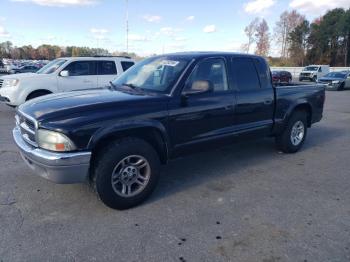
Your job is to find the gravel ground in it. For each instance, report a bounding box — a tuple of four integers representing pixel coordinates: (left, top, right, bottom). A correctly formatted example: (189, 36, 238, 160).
(0, 90, 349, 262)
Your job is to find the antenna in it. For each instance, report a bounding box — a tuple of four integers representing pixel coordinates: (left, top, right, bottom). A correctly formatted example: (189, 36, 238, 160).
(125, 0, 129, 54)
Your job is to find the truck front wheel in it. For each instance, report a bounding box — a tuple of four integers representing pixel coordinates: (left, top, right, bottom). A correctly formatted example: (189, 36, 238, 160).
(26, 90, 52, 101)
(276, 111, 308, 153)
(92, 137, 160, 210)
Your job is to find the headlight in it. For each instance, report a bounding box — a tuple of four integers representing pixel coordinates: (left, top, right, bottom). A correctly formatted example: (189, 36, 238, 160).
(3, 79, 19, 88)
(332, 80, 340, 84)
(37, 129, 76, 152)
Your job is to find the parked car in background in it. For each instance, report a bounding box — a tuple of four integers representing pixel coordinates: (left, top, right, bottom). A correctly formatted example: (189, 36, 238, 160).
(12, 52, 325, 209)
(10, 65, 40, 74)
(0, 56, 135, 106)
(0, 60, 5, 73)
(272, 70, 292, 85)
(317, 71, 350, 91)
(299, 65, 330, 82)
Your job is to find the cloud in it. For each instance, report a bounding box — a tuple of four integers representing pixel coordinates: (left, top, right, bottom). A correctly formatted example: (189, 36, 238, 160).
(11, 0, 98, 7)
(221, 41, 244, 52)
(160, 27, 183, 37)
(174, 36, 187, 42)
(186, 16, 195, 21)
(90, 28, 108, 40)
(143, 15, 162, 23)
(289, 0, 350, 15)
(203, 25, 217, 33)
(0, 26, 10, 37)
(244, 0, 275, 14)
(90, 28, 108, 34)
(128, 34, 149, 42)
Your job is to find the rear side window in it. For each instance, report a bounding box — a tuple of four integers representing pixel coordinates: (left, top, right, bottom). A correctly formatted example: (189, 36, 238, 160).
(98, 61, 117, 75)
(254, 58, 272, 89)
(121, 61, 135, 72)
(231, 57, 260, 91)
(64, 61, 96, 76)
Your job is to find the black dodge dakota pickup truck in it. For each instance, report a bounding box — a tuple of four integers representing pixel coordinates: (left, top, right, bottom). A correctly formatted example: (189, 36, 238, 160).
(13, 52, 325, 209)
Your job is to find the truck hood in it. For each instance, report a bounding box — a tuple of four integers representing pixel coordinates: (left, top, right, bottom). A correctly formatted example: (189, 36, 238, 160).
(19, 89, 166, 122)
(318, 77, 345, 81)
(0, 72, 52, 80)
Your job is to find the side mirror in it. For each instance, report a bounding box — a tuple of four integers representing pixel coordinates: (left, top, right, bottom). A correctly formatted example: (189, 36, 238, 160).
(60, 70, 69, 77)
(182, 80, 214, 96)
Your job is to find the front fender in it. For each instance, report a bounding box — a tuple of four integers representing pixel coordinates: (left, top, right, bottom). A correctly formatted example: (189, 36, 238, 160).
(87, 119, 171, 152)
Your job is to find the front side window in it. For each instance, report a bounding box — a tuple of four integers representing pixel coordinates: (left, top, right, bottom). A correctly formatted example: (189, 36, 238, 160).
(36, 59, 67, 74)
(185, 58, 229, 92)
(231, 57, 261, 91)
(64, 61, 96, 76)
(113, 56, 190, 93)
(98, 61, 117, 75)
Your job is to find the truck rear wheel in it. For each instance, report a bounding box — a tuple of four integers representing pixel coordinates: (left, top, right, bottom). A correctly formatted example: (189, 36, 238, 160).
(276, 111, 308, 153)
(92, 137, 160, 210)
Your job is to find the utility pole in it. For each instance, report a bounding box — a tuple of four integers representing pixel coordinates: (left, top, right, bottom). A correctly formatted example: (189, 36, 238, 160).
(125, 0, 129, 54)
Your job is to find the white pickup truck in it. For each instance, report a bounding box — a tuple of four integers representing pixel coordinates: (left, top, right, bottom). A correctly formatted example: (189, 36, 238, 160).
(0, 56, 135, 106)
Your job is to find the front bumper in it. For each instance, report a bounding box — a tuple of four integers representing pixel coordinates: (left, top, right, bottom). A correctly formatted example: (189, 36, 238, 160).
(13, 127, 91, 184)
(0, 95, 10, 103)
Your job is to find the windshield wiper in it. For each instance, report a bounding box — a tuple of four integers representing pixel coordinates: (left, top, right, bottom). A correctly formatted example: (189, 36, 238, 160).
(122, 83, 140, 90)
(109, 81, 117, 90)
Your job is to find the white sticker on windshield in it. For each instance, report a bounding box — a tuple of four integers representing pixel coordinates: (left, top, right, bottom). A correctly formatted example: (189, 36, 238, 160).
(160, 60, 180, 67)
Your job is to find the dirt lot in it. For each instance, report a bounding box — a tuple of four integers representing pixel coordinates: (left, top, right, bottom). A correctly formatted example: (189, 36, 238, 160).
(0, 90, 349, 262)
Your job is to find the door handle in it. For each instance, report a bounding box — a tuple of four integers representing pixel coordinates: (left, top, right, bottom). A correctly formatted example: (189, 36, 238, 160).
(264, 99, 273, 105)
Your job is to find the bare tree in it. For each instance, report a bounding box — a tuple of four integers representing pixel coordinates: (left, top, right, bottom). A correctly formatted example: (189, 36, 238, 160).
(255, 19, 270, 57)
(243, 18, 260, 53)
(274, 10, 304, 58)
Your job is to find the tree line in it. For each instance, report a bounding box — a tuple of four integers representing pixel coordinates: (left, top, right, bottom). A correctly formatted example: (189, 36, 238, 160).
(0, 41, 142, 60)
(244, 8, 350, 67)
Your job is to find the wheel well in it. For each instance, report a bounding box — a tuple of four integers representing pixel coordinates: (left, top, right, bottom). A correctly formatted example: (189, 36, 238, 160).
(292, 104, 312, 127)
(91, 127, 168, 165)
(26, 89, 52, 101)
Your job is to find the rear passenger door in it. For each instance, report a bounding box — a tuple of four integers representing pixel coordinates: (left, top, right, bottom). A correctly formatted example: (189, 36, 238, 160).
(97, 60, 118, 88)
(231, 56, 274, 134)
(58, 60, 97, 91)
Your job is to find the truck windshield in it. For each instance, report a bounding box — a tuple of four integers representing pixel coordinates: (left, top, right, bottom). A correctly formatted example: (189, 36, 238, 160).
(112, 56, 191, 93)
(36, 59, 67, 74)
(304, 66, 319, 71)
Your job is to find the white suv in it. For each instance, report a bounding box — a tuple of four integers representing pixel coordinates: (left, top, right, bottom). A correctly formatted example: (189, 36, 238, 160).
(299, 65, 330, 82)
(0, 56, 135, 106)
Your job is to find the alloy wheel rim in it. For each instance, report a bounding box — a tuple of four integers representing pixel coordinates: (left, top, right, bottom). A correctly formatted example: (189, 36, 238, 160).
(111, 155, 151, 198)
(290, 121, 305, 146)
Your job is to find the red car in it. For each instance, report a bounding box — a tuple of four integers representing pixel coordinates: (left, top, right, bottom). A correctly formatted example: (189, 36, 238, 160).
(272, 70, 293, 85)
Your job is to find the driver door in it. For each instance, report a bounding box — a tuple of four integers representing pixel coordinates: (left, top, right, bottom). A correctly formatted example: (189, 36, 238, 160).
(168, 57, 235, 149)
(345, 73, 350, 88)
(57, 61, 97, 92)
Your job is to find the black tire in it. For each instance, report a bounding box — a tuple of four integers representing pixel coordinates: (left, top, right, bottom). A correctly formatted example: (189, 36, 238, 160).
(337, 82, 345, 91)
(26, 90, 51, 101)
(312, 76, 317, 82)
(92, 137, 160, 210)
(276, 110, 308, 153)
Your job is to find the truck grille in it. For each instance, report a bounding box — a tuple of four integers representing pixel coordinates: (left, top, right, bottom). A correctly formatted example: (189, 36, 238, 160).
(0, 79, 3, 88)
(15, 112, 38, 147)
(318, 80, 332, 84)
(301, 73, 311, 77)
